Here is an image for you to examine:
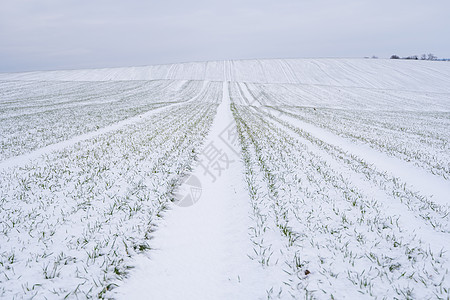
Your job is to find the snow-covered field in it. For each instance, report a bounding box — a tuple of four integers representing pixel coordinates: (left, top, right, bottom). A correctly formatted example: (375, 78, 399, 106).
(0, 59, 449, 299)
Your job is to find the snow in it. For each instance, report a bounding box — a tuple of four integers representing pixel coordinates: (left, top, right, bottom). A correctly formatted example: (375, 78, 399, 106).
(260, 106, 450, 255)
(116, 82, 276, 299)
(0, 81, 208, 172)
(1, 59, 449, 92)
(272, 110, 450, 206)
(0, 58, 449, 299)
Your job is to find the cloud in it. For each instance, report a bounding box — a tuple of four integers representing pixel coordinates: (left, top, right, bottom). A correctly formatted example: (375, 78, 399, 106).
(0, 0, 449, 72)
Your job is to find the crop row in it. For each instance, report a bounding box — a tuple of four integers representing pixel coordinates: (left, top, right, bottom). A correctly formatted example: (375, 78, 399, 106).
(0, 80, 222, 161)
(269, 106, 450, 179)
(0, 80, 194, 117)
(258, 107, 450, 233)
(243, 81, 450, 111)
(0, 100, 219, 299)
(230, 96, 449, 298)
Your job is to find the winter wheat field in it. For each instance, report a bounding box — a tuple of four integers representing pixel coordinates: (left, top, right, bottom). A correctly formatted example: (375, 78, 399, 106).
(0, 58, 450, 299)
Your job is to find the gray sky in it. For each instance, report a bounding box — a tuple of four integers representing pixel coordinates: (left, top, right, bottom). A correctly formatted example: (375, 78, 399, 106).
(1, 0, 449, 72)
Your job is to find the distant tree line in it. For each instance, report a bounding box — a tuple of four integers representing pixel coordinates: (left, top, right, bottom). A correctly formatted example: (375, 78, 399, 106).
(390, 53, 443, 61)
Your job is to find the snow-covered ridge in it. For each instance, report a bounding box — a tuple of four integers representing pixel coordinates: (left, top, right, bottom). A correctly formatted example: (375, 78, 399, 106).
(1, 58, 450, 92)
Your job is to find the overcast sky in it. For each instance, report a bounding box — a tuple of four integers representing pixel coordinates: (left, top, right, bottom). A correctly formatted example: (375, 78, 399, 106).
(1, 0, 449, 72)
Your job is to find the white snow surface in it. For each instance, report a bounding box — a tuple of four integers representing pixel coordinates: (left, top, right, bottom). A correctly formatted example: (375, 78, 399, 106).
(1, 58, 450, 92)
(115, 82, 277, 299)
(0, 58, 449, 299)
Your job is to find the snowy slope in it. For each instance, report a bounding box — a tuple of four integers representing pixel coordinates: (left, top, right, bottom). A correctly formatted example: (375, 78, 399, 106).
(1, 58, 450, 92)
(0, 58, 449, 299)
